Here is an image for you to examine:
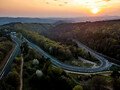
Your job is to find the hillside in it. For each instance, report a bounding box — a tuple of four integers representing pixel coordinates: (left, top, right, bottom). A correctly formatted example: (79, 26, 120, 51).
(0, 17, 60, 25)
(48, 20, 120, 61)
(0, 19, 120, 90)
(0, 36, 13, 70)
(0, 22, 53, 35)
(0, 19, 120, 61)
(0, 16, 120, 25)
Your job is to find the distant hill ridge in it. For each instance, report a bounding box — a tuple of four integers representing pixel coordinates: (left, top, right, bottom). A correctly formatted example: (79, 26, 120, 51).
(0, 16, 120, 25)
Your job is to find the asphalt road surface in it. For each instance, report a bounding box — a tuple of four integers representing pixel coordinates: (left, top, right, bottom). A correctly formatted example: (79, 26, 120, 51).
(0, 34, 114, 79)
(23, 37, 113, 73)
(0, 35, 20, 80)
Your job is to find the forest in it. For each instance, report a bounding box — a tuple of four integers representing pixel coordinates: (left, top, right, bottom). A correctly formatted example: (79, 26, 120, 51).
(17, 30, 97, 65)
(46, 20, 120, 61)
(0, 20, 120, 90)
(1, 20, 120, 62)
(0, 39, 120, 90)
(0, 31, 13, 69)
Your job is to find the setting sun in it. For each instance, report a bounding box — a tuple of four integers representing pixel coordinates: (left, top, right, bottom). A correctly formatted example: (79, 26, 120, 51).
(0, 0, 120, 17)
(91, 8, 100, 14)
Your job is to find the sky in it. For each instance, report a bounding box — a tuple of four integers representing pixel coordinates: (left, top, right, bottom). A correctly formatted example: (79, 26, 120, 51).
(0, 0, 120, 17)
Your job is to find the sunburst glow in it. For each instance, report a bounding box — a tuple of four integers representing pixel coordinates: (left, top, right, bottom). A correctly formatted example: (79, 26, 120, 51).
(73, 0, 102, 15)
(91, 8, 100, 14)
(0, 0, 120, 17)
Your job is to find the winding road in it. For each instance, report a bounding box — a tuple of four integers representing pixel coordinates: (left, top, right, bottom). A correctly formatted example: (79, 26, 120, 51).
(73, 39, 113, 67)
(0, 33, 114, 80)
(23, 36, 112, 73)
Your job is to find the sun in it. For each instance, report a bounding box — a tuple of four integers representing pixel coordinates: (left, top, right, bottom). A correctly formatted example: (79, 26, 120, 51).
(91, 8, 100, 14)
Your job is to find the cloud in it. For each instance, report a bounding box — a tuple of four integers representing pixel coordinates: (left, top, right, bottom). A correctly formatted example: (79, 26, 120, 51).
(94, 0, 111, 4)
(64, 2, 68, 4)
(59, 4, 63, 6)
(102, 0, 111, 2)
(46, 2, 49, 4)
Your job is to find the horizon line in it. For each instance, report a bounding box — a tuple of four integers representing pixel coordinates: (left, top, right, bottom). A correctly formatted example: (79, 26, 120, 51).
(0, 15, 120, 19)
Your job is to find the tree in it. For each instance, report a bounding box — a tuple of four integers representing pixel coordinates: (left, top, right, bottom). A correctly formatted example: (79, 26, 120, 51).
(33, 59, 39, 65)
(42, 59, 51, 75)
(20, 42, 29, 55)
(112, 78, 120, 90)
(111, 70, 120, 90)
(111, 70, 120, 79)
(6, 71, 20, 90)
(36, 70, 43, 77)
(73, 85, 83, 90)
(90, 76, 107, 90)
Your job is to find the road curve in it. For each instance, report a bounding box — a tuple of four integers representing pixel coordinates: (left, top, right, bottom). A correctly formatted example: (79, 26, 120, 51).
(72, 39, 112, 69)
(1, 34, 113, 79)
(22, 37, 112, 73)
